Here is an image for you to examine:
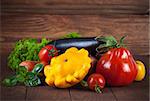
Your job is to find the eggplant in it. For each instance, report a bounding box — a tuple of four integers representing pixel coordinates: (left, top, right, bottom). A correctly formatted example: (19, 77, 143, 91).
(48, 37, 105, 56)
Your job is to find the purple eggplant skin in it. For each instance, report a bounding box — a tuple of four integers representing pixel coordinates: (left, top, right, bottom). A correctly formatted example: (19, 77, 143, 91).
(47, 37, 104, 56)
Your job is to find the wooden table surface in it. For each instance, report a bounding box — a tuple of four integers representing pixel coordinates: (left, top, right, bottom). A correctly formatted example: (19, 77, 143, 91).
(0, 0, 149, 101)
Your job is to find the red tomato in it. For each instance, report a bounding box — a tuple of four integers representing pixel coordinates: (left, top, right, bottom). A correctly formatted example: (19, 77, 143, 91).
(38, 45, 58, 63)
(19, 61, 38, 71)
(96, 47, 137, 86)
(87, 73, 105, 93)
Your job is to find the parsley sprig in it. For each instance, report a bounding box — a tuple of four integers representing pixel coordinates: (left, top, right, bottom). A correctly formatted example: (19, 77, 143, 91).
(3, 63, 43, 87)
(8, 38, 50, 71)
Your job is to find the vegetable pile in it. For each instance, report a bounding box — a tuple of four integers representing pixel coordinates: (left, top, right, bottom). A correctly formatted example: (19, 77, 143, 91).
(3, 33, 146, 93)
(8, 38, 50, 70)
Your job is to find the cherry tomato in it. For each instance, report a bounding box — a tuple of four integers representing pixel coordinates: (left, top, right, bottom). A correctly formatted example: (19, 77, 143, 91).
(96, 48, 137, 86)
(87, 73, 105, 93)
(38, 45, 58, 63)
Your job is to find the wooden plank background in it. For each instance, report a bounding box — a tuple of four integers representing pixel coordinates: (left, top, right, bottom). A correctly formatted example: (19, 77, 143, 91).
(1, 14, 149, 55)
(1, 0, 149, 55)
(1, 0, 149, 15)
(0, 0, 149, 101)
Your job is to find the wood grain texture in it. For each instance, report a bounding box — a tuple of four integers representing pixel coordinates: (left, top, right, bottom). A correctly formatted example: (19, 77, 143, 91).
(111, 80, 149, 101)
(1, 86, 26, 101)
(2, 0, 149, 5)
(1, 14, 149, 55)
(2, 5, 148, 15)
(1, 0, 149, 15)
(26, 86, 71, 101)
(70, 88, 116, 101)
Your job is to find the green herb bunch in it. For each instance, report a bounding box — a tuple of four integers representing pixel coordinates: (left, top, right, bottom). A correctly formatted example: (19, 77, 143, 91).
(62, 32, 81, 38)
(8, 38, 50, 71)
(3, 64, 43, 87)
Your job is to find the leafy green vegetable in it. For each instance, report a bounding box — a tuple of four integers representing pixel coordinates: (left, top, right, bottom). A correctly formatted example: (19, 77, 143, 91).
(16, 74, 25, 83)
(63, 32, 81, 38)
(2, 76, 17, 86)
(5, 32, 80, 87)
(8, 38, 50, 70)
(3, 64, 44, 87)
(24, 73, 41, 87)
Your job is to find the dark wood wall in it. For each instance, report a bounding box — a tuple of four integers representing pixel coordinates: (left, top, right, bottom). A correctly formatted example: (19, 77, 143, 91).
(0, 1, 149, 101)
(1, 0, 149, 55)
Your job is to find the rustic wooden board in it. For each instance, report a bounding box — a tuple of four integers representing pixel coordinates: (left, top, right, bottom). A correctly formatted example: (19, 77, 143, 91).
(111, 80, 149, 101)
(1, 14, 149, 55)
(1, 80, 149, 101)
(2, 5, 148, 15)
(26, 86, 71, 101)
(2, 80, 149, 101)
(1, 0, 149, 15)
(1, 86, 26, 101)
(70, 88, 116, 101)
(2, 0, 149, 5)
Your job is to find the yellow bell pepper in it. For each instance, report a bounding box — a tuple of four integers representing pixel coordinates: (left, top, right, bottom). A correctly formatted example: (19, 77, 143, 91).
(135, 60, 146, 81)
(44, 47, 91, 88)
